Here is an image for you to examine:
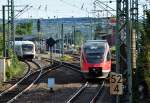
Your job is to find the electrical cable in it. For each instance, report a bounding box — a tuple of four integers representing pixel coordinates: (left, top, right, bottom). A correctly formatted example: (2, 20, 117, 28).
(94, 1, 115, 16)
(59, 0, 90, 13)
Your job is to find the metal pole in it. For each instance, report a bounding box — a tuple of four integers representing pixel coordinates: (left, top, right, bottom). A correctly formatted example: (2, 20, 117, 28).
(8, 0, 10, 52)
(116, 0, 132, 103)
(61, 24, 64, 57)
(130, 0, 138, 102)
(90, 20, 93, 40)
(73, 25, 75, 47)
(49, 47, 53, 65)
(116, 1, 121, 103)
(3, 6, 6, 57)
(11, 0, 15, 53)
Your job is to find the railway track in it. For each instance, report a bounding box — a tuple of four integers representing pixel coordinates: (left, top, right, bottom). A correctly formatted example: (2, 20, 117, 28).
(0, 60, 42, 103)
(62, 61, 81, 73)
(71, 54, 80, 61)
(0, 59, 62, 103)
(0, 60, 30, 97)
(66, 81, 105, 103)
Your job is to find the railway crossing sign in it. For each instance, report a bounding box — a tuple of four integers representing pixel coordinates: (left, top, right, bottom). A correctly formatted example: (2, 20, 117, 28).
(110, 72, 123, 95)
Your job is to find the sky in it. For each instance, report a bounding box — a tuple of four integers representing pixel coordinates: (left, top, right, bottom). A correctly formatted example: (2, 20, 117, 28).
(0, 0, 149, 19)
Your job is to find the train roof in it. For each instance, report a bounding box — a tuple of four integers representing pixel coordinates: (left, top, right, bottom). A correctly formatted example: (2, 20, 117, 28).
(86, 40, 107, 43)
(83, 40, 109, 49)
(84, 42, 106, 46)
(84, 40, 108, 45)
(14, 41, 35, 45)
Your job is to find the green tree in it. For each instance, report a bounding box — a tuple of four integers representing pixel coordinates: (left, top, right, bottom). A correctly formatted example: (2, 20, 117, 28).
(16, 22, 33, 35)
(143, 10, 150, 71)
(133, 10, 150, 103)
(94, 24, 103, 39)
(0, 33, 3, 57)
(0, 24, 2, 32)
(74, 30, 84, 46)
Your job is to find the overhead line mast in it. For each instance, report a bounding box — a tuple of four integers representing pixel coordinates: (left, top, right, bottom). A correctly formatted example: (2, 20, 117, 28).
(116, 1, 132, 103)
(10, 0, 15, 53)
(116, 0, 139, 103)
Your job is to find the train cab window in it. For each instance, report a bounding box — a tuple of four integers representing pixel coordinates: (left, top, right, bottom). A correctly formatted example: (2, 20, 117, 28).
(84, 46, 104, 63)
(22, 44, 33, 52)
(107, 51, 111, 61)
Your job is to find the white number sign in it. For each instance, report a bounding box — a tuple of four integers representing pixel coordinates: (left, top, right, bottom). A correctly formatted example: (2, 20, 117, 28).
(110, 72, 123, 95)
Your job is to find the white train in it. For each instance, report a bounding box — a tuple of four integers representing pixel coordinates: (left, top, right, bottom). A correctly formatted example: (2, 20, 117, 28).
(14, 41, 36, 59)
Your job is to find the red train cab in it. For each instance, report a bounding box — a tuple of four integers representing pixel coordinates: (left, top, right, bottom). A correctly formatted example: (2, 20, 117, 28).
(80, 40, 111, 78)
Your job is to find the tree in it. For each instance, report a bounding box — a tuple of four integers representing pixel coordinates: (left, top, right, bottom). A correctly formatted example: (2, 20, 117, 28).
(94, 24, 103, 39)
(74, 30, 84, 46)
(0, 33, 3, 57)
(143, 10, 150, 70)
(133, 10, 150, 102)
(16, 22, 33, 35)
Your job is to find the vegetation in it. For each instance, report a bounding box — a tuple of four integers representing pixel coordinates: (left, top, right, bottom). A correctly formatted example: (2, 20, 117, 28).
(15, 22, 33, 35)
(0, 22, 33, 36)
(0, 33, 3, 57)
(143, 10, 150, 93)
(143, 11, 150, 70)
(59, 55, 73, 61)
(133, 10, 150, 103)
(5, 49, 24, 80)
(94, 24, 103, 39)
(0, 28, 25, 80)
(74, 30, 85, 46)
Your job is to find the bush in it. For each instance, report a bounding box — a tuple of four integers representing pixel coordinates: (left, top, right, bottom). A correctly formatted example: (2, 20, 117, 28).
(59, 55, 73, 61)
(5, 50, 24, 80)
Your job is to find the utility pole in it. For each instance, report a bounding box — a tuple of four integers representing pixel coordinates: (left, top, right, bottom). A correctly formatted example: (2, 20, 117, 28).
(61, 24, 64, 57)
(116, 0, 132, 103)
(7, 0, 11, 53)
(130, 0, 138, 72)
(143, 4, 147, 20)
(93, 1, 96, 18)
(37, 19, 41, 53)
(2, 6, 6, 57)
(90, 18, 93, 40)
(10, 0, 15, 53)
(130, 1, 141, 102)
(72, 25, 75, 47)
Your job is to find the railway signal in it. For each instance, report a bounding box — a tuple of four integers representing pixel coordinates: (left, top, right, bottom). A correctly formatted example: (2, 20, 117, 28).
(46, 37, 56, 64)
(46, 37, 56, 47)
(37, 19, 41, 32)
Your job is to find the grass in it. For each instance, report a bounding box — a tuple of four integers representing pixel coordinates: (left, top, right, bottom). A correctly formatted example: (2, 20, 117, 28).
(5, 53, 25, 80)
(59, 55, 73, 61)
(138, 68, 150, 103)
(6, 59, 25, 80)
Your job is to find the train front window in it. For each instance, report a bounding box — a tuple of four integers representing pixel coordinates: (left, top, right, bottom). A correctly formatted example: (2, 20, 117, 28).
(84, 45, 104, 63)
(22, 44, 33, 52)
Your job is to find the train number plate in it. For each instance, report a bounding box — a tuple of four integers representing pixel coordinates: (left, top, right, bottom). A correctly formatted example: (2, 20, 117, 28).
(110, 72, 123, 95)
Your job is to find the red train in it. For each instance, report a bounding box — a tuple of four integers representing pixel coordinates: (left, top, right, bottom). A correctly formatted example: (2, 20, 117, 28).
(80, 40, 112, 78)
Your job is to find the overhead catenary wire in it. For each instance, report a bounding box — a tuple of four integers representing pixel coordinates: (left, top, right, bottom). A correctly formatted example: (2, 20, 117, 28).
(59, 0, 90, 14)
(94, 0, 116, 11)
(14, 5, 30, 18)
(93, 2, 115, 16)
(15, 5, 33, 18)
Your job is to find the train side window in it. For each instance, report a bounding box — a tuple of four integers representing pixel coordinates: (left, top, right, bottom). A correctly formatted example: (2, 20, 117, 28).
(107, 51, 111, 61)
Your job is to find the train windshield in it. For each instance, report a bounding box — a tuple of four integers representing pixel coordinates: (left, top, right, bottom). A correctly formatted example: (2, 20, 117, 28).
(84, 44, 105, 63)
(22, 44, 33, 52)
